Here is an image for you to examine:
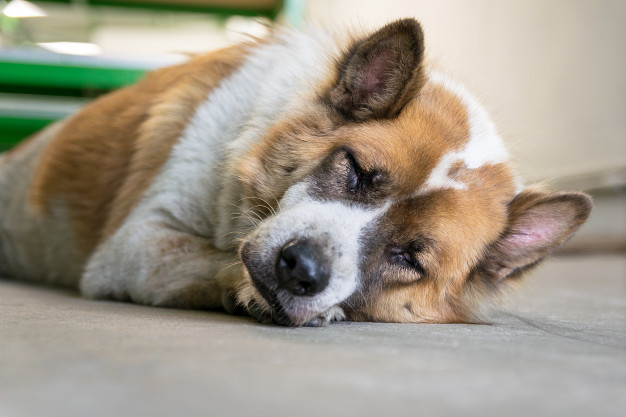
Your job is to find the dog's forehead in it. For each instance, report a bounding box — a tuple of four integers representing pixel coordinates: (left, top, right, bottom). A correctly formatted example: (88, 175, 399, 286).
(342, 72, 514, 199)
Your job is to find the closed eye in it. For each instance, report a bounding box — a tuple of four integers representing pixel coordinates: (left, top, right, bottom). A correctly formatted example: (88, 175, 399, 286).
(343, 148, 384, 195)
(345, 149, 362, 193)
(389, 247, 426, 275)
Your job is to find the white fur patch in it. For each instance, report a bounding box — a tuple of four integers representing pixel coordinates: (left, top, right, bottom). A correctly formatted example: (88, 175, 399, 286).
(422, 72, 510, 192)
(125, 29, 338, 242)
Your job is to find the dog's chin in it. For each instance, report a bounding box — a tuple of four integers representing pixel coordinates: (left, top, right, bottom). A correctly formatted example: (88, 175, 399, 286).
(247, 272, 295, 326)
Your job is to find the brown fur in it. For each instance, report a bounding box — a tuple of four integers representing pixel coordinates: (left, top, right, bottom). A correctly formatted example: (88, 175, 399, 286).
(3, 19, 591, 325)
(233, 29, 591, 323)
(238, 79, 474, 212)
(237, 63, 524, 324)
(29, 45, 249, 254)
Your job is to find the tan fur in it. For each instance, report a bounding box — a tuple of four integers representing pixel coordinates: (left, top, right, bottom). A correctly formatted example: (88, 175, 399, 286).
(237, 73, 522, 324)
(29, 45, 249, 254)
(359, 170, 517, 324)
(238, 80, 473, 209)
(1, 19, 592, 326)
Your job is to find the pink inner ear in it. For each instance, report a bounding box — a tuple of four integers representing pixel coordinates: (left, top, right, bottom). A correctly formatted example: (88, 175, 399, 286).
(506, 212, 567, 250)
(364, 49, 395, 93)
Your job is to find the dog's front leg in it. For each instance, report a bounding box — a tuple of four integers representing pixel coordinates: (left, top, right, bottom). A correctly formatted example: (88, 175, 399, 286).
(80, 221, 245, 311)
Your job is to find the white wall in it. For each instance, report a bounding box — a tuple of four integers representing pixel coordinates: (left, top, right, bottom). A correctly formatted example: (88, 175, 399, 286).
(306, 0, 626, 189)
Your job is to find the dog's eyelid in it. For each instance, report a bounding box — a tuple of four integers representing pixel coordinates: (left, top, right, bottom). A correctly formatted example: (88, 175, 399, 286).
(343, 148, 365, 194)
(389, 247, 427, 276)
(342, 147, 386, 186)
(343, 147, 361, 169)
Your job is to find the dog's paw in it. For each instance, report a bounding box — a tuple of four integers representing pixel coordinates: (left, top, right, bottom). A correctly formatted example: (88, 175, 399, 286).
(246, 300, 345, 327)
(221, 290, 248, 316)
(247, 298, 271, 323)
(246, 299, 292, 325)
(304, 306, 346, 327)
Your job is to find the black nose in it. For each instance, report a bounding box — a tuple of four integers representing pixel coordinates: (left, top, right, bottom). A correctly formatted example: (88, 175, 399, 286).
(276, 239, 330, 296)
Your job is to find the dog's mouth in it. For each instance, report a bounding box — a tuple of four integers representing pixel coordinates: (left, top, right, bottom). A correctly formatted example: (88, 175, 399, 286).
(247, 283, 296, 327)
(246, 275, 294, 326)
(239, 240, 295, 326)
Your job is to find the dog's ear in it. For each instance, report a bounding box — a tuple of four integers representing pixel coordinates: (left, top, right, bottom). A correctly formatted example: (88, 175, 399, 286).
(479, 190, 592, 281)
(328, 18, 426, 121)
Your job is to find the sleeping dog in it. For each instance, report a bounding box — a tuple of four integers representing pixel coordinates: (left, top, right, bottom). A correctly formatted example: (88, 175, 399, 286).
(0, 19, 592, 326)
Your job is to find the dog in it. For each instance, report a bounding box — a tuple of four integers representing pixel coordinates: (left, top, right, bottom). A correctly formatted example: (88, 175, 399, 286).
(0, 18, 592, 326)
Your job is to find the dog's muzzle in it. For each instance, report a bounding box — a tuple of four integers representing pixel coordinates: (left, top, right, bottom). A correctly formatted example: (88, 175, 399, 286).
(241, 237, 335, 326)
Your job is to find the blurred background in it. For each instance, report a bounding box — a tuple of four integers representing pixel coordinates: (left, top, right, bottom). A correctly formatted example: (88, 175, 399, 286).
(0, 0, 624, 251)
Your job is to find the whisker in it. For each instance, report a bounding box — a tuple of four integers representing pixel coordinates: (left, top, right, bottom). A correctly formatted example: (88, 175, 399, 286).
(217, 260, 243, 276)
(220, 230, 247, 240)
(244, 206, 265, 223)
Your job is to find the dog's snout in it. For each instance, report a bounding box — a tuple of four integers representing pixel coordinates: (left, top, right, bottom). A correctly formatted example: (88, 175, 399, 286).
(276, 239, 330, 296)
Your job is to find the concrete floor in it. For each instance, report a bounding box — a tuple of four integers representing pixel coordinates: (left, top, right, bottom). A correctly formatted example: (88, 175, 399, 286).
(1, 255, 625, 417)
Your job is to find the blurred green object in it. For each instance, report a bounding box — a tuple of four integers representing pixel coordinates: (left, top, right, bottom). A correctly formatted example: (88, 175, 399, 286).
(0, 115, 54, 151)
(34, 0, 284, 19)
(0, 61, 147, 90)
(0, 0, 289, 152)
(0, 51, 154, 151)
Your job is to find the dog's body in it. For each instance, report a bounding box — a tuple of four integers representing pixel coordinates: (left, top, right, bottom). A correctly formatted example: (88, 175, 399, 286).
(0, 19, 591, 326)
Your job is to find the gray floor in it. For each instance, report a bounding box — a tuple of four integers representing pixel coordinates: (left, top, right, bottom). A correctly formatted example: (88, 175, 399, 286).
(1, 255, 625, 417)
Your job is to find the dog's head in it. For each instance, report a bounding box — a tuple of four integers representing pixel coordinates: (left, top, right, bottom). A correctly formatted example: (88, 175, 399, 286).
(235, 19, 592, 326)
